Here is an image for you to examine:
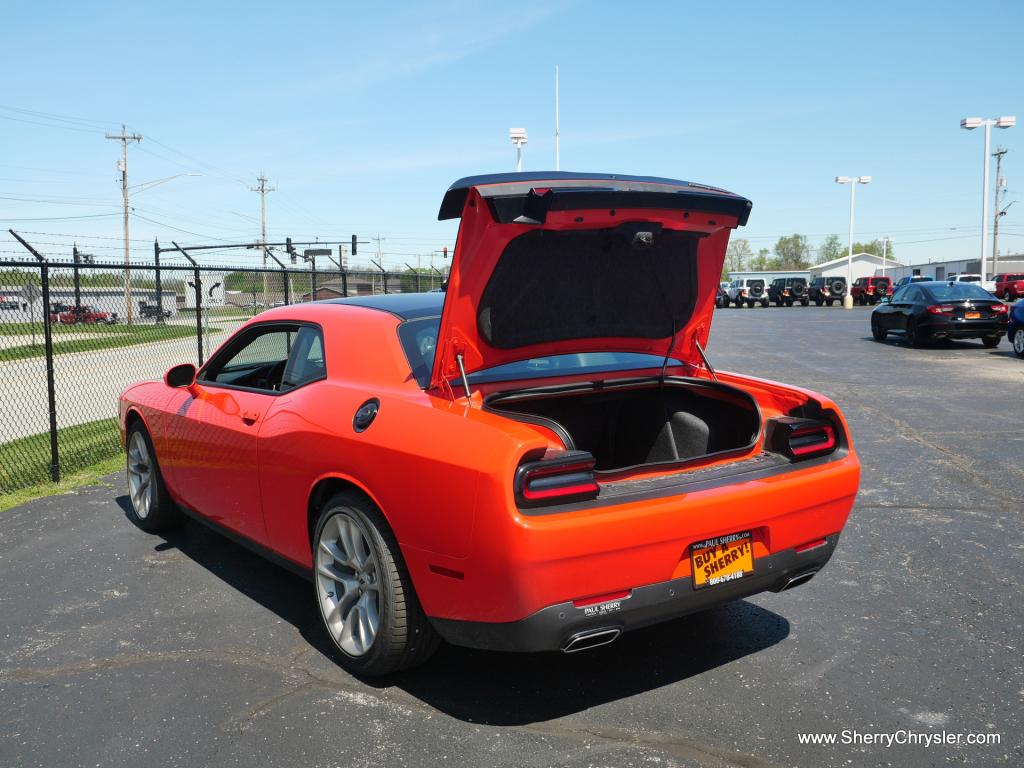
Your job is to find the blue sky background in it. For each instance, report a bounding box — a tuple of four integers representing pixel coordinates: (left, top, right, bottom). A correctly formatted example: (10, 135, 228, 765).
(2, 0, 1022, 269)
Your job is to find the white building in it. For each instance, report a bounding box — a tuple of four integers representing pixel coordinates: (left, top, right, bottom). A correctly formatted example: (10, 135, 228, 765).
(808, 252, 903, 281)
(885, 257, 1024, 283)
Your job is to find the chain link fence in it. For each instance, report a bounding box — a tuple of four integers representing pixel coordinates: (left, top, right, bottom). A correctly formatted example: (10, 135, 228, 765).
(0, 240, 446, 496)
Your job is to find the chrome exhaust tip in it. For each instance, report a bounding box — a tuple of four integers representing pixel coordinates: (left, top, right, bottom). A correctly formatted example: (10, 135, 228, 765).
(561, 627, 621, 653)
(778, 568, 819, 591)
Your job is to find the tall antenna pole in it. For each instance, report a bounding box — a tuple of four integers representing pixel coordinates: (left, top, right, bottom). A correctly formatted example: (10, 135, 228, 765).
(105, 124, 142, 324)
(251, 174, 275, 308)
(555, 65, 560, 170)
(992, 146, 1008, 280)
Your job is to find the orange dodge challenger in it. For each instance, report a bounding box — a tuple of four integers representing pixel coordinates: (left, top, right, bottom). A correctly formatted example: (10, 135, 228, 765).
(119, 172, 859, 675)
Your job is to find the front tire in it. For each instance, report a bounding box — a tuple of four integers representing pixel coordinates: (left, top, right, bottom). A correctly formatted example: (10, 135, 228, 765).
(125, 421, 183, 532)
(871, 317, 887, 341)
(313, 493, 438, 676)
(760, 299, 769, 308)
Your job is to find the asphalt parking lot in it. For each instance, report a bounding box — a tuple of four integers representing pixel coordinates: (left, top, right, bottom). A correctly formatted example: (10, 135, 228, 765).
(1, 305, 1021, 768)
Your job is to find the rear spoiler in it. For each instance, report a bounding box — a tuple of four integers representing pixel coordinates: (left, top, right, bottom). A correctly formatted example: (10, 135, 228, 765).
(438, 172, 752, 226)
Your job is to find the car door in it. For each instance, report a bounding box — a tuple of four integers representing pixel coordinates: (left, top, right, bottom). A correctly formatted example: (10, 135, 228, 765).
(878, 286, 907, 330)
(891, 286, 920, 331)
(163, 323, 299, 543)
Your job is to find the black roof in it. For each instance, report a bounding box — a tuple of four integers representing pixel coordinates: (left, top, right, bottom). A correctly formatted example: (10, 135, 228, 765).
(438, 171, 752, 225)
(323, 292, 443, 320)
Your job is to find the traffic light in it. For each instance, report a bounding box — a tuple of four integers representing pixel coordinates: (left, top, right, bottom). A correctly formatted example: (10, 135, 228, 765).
(287, 237, 296, 264)
(443, 246, 448, 259)
(351, 234, 357, 256)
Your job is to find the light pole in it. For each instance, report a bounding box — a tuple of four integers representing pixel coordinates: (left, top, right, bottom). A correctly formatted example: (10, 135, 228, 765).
(960, 116, 1015, 280)
(509, 128, 528, 172)
(835, 175, 872, 308)
(879, 236, 891, 277)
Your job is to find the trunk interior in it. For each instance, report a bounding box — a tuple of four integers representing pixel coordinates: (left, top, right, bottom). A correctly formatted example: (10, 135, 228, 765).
(488, 379, 761, 473)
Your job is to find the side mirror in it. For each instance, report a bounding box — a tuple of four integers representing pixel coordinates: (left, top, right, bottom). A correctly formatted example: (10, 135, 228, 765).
(164, 363, 197, 389)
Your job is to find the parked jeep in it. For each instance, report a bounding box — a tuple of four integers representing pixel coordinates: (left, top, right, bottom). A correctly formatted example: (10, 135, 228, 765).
(767, 277, 809, 307)
(850, 276, 892, 305)
(809, 276, 847, 306)
(726, 278, 768, 308)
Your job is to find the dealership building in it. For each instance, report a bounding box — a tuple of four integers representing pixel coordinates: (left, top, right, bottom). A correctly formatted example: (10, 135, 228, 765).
(0, 286, 179, 323)
(729, 252, 903, 284)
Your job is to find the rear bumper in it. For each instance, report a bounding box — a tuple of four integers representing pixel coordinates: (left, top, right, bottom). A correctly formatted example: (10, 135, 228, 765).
(430, 535, 840, 652)
(922, 318, 1006, 337)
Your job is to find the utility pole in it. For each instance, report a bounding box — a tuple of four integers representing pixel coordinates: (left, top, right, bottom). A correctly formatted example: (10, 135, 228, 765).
(105, 124, 142, 324)
(372, 234, 386, 294)
(992, 147, 1008, 279)
(555, 65, 560, 170)
(251, 174, 275, 308)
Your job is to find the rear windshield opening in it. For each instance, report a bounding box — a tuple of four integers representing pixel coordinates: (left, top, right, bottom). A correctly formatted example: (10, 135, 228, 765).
(397, 317, 683, 388)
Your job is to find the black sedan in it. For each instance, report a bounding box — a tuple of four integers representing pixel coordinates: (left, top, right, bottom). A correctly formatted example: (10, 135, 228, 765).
(871, 281, 1009, 348)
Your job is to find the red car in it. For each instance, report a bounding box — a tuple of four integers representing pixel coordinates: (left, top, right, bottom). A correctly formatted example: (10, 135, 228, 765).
(851, 276, 892, 305)
(53, 304, 117, 325)
(119, 172, 860, 675)
(993, 273, 1024, 302)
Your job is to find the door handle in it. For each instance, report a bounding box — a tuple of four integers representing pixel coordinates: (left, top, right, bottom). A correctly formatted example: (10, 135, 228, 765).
(241, 410, 259, 425)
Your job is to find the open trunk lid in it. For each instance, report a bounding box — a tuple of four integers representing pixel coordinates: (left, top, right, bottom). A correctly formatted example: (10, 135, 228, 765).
(430, 172, 752, 392)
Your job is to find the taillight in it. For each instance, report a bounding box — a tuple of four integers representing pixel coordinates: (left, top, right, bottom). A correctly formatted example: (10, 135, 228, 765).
(991, 303, 1008, 314)
(768, 417, 838, 461)
(515, 450, 599, 508)
(926, 305, 955, 315)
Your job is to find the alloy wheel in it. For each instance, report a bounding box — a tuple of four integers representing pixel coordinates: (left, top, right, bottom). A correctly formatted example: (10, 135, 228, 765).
(127, 431, 153, 519)
(1013, 331, 1024, 357)
(316, 512, 382, 657)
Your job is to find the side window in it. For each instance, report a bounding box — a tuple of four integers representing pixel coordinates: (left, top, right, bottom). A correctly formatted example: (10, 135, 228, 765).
(891, 286, 908, 302)
(202, 327, 297, 392)
(281, 326, 327, 391)
(906, 287, 923, 302)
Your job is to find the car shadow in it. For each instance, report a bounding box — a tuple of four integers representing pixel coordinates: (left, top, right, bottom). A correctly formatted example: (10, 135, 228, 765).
(117, 495, 791, 726)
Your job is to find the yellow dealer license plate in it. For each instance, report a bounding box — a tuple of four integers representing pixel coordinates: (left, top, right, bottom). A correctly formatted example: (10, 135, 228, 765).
(691, 531, 754, 589)
(965, 311, 980, 319)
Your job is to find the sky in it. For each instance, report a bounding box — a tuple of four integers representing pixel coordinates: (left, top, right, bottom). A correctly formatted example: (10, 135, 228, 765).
(1, 0, 1022, 270)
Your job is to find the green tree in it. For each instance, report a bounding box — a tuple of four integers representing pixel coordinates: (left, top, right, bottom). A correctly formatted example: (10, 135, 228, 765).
(817, 234, 844, 264)
(399, 267, 437, 293)
(852, 239, 895, 261)
(724, 238, 752, 277)
(748, 248, 773, 271)
(773, 234, 811, 269)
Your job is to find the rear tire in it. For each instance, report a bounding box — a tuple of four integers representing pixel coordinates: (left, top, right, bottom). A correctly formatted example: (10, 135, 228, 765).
(125, 421, 183, 532)
(801, 299, 809, 306)
(760, 299, 769, 308)
(981, 335, 1000, 348)
(871, 317, 887, 341)
(313, 493, 439, 676)
(814, 297, 823, 307)
(1004, 291, 1012, 302)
